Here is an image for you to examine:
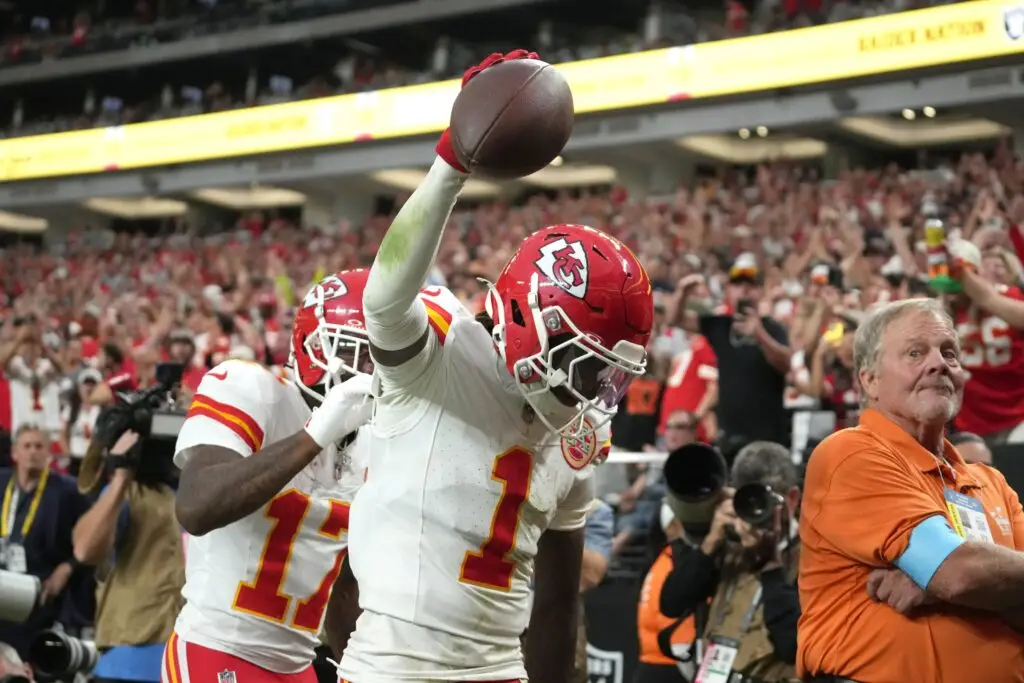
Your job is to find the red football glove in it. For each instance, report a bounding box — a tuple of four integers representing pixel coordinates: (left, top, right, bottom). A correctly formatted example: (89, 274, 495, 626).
(436, 49, 541, 173)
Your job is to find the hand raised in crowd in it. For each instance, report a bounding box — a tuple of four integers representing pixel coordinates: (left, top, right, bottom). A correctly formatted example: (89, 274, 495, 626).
(676, 273, 704, 296)
(971, 223, 1007, 252)
(700, 488, 736, 555)
(866, 568, 936, 615)
(733, 307, 762, 337)
(15, 322, 37, 344)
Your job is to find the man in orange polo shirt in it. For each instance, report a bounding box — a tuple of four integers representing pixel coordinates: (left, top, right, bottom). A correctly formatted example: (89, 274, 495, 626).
(798, 298, 1024, 683)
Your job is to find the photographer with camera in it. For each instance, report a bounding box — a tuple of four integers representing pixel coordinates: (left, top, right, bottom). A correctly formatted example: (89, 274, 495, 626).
(660, 441, 801, 683)
(70, 362, 189, 683)
(0, 424, 89, 659)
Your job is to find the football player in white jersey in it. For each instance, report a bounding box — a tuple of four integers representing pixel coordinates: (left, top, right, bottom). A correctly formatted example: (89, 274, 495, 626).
(339, 51, 654, 683)
(165, 269, 376, 683)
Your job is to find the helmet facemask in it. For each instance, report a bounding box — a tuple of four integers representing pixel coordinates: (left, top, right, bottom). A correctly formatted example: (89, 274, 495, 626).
(291, 286, 372, 405)
(486, 274, 647, 441)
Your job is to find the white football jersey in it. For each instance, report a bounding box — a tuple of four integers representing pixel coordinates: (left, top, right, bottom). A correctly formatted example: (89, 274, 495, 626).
(341, 287, 600, 682)
(173, 360, 368, 673)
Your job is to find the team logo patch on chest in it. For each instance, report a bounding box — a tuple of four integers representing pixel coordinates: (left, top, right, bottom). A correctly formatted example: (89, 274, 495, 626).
(534, 238, 589, 299)
(561, 415, 602, 470)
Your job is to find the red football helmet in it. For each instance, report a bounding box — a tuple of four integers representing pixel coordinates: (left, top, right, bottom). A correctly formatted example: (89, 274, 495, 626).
(484, 224, 653, 438)
(290, 269, 373, 403)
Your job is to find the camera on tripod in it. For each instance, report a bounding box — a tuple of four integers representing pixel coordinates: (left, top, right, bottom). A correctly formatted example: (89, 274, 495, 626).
(78, 361, 187, 495)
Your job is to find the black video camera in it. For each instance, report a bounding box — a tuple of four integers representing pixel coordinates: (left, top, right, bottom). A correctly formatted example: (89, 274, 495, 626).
(78, 362, 187, 494)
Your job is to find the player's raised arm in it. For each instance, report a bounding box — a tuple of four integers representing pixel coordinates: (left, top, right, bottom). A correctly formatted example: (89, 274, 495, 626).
(174, 365, 372, 536)
(363, 50, 542, 371)
(362, 155, 465, 369)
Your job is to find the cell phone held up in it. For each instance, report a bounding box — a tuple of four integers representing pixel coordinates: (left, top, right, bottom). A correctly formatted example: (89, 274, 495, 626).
(736, 298, 755, 317)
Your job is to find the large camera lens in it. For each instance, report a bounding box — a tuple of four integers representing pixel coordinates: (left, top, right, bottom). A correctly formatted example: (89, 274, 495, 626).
(733, 483, 782, 527)
(0, 570, 40, 623)
(663, 443, 727, 501)
(28, 630, 98, 677)
(663, 443, 729, 537)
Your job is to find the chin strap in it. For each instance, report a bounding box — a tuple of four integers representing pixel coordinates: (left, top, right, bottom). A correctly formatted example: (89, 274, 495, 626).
(481, 277, 508, 364)
(525, 273, 551, 365)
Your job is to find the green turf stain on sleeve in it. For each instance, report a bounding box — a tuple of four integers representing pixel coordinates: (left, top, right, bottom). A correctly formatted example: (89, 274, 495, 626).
(376, 204, 424, 271)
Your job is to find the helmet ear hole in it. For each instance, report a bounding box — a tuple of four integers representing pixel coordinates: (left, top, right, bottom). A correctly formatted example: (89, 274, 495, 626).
(510, 298, 527, 327)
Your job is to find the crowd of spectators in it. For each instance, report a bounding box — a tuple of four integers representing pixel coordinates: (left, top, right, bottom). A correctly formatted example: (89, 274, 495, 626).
(0, 0, 376, 69)
(0, 123, 1021, 679)
(1, 0, 965, 138)
(1, 0, 962, 69)
(0, 142, 1020, 589)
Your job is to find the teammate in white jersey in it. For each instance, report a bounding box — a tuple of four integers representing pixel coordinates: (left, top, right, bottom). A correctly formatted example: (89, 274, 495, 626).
(339, 50, 654, 683)
(165, 269, 376, 683)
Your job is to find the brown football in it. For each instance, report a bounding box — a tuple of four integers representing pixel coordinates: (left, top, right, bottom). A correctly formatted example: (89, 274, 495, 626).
(450, 58, 574, 180)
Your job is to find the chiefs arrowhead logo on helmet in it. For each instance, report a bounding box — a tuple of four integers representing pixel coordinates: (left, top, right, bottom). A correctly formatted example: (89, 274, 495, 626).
(302, 274, 349, 309)
(534, 238, 589, 299)
(488, 224, 653, 441)
(290, 269, 372, 405)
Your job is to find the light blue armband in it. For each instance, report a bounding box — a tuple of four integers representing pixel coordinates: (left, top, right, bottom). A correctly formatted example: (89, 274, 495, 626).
(894, 514, 964, 589)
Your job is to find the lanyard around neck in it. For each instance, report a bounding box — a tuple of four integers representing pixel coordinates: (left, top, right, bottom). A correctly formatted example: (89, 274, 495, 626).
(1, 468, 49, 540)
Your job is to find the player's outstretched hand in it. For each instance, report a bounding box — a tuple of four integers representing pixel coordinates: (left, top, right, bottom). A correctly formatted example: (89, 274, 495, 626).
(304, 373, 374, 448)
(435, 49, 539, 172)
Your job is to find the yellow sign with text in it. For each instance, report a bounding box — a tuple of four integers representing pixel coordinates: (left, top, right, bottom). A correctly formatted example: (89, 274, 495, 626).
(0, 48, 691, 183)
(688, 0, 1022, 98)
(0, 0, 1019, 183)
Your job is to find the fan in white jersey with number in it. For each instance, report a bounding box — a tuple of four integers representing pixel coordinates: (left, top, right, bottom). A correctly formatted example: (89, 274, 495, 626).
(164, 269, 376, 683)
(338, 52, 654, 683)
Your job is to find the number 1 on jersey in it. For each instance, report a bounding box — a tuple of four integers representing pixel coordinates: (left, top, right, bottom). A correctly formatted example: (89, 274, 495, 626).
(459, 447, 534, 591)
